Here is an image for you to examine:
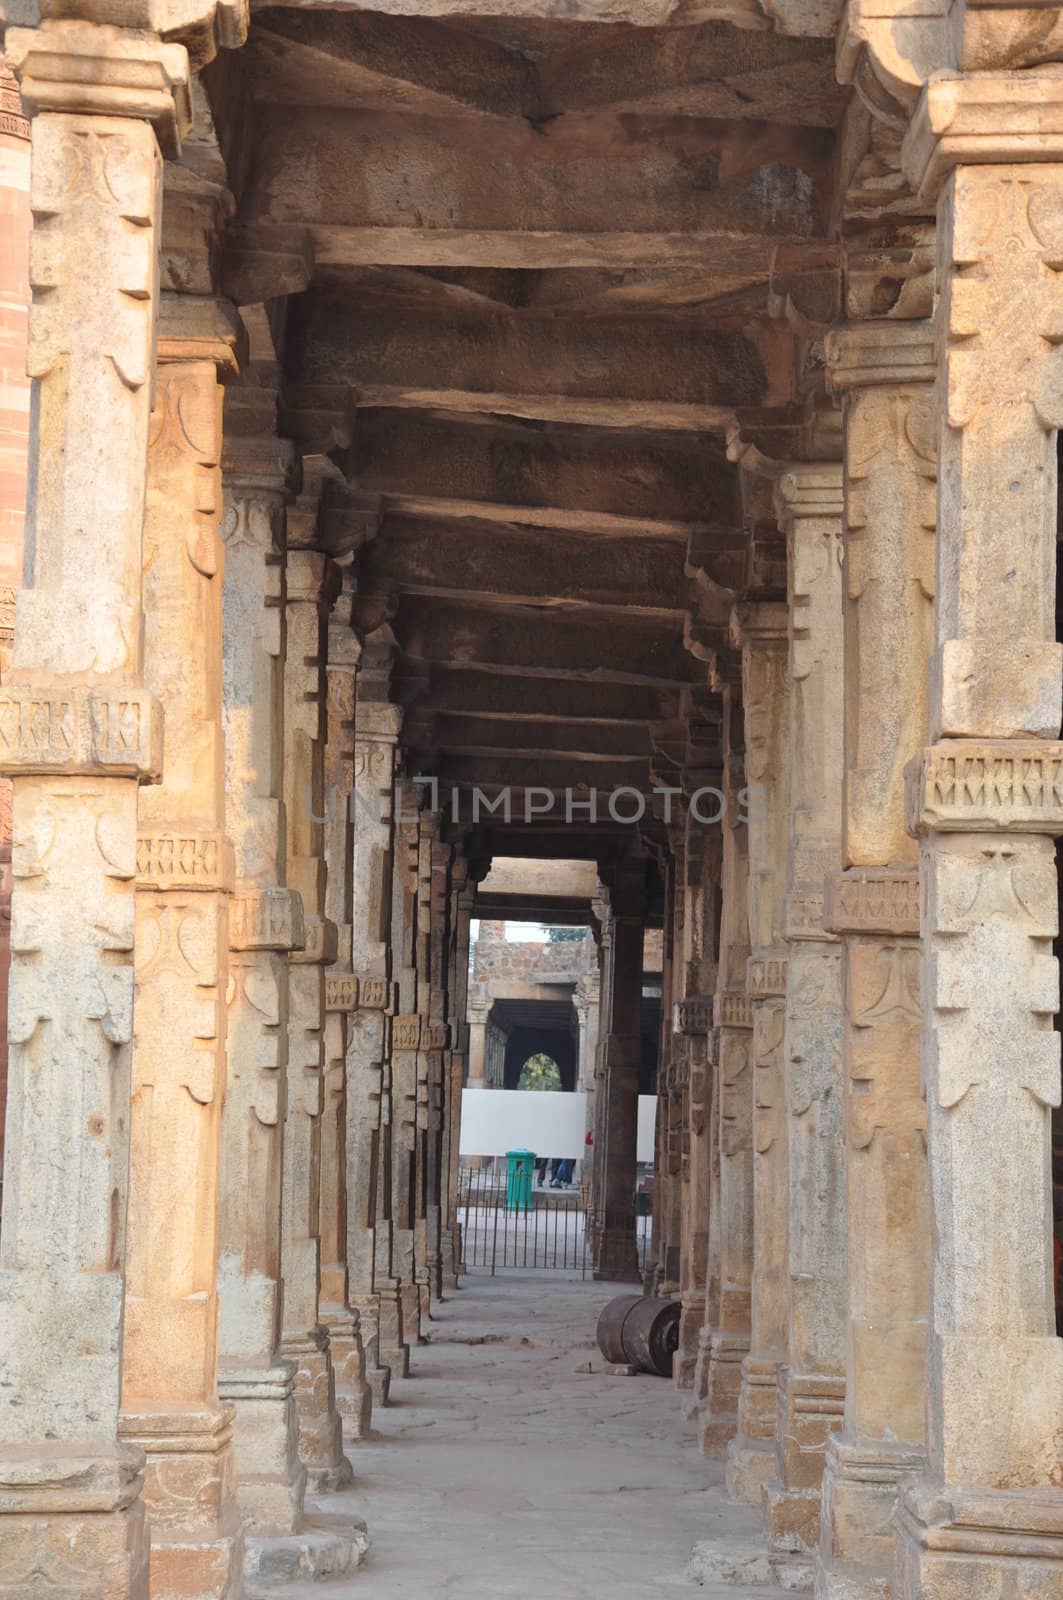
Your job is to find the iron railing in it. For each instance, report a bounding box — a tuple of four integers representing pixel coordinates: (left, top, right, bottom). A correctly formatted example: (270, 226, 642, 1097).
(457, 1162, 652, 1276)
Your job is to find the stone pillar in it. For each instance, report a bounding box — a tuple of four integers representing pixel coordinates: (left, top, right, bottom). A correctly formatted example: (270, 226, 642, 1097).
(0, 67, 29, 1172)
(425, 829, 452, 1303)
(763, 465, 846, 1556)
(320, 572, 372, 1441)
(816, 323, 936, 1597)
(281, 544, 351, 1491)
(390, 780, 424, 1350)
(0, 24, 187, 1591)
(894, 90, 1063, 1599)
(466, 993, 488, 1087)
(726, 603, 791, 1504)
(440, 850, 472, 1289)
(587, 899, 614, 1253)
(675, 996, 713, 1386)
(702, 687, 754, 1457)
(594, 862, 647, 1283)
(347, 640, 403, 1400)
(217, 383, 309, 1542)
(676, 818, 722, 1391)
(574, 967, 600, 1210)
(654, 845, 682, 1297)
(575, 969, 600, 1093)
(120, 305, 243, 1598)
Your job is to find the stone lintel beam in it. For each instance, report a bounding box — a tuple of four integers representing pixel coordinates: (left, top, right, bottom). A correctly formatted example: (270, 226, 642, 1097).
(243, 108, 834, 257)
(287, 300, 791, 413)
(428, 716, 652, 761)
(249, 0, 839, 35)
(393, 598, 694, 686)
(433, 754, 654, 794)
(406, 668, 679, 725)
(344, 410, 739, 528)
(362, 517, 688, 615)
(248, 12, 843, 122)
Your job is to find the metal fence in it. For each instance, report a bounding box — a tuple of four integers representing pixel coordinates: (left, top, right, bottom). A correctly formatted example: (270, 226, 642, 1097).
(457, 1162, 652, 1276)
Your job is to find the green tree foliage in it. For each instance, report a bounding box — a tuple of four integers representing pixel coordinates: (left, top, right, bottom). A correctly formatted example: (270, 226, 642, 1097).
(545, 925, 585, 943)
(518, 1053, 562, 1091)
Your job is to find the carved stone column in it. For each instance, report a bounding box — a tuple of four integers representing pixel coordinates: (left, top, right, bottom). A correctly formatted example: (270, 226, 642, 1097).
(587, 898, 612, 1247)
(440, 850, 472, 1289)
(763, 466, 846, 1556)
(466, 989, 489, 1087)
(390, 780, 425, 1351)
(347, 640, 403, 1400)
(120, 306, 243, 1599)
(894, 89, 1063, 1598)
(675, 997, 713, 1386)
(816, 323, 936, 1597)
(726, 603, 791, 1504)
(594, 861, 647, 1283)
(702, 687, 754, 1457)
(320, 572, 372, 1441)
(654, 845, 683, 1298)
(676, 818, 722, 1391)
(217, 384, 310, 1545)
(0, 25, 187, 1592)
(281, 544, 350, 1491)
(425, 829, 452, 1303)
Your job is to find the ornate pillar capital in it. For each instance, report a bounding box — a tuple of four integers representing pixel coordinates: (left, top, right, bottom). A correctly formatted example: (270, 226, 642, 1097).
(825, 319, 936, 395)
(7, 20, 190, 154)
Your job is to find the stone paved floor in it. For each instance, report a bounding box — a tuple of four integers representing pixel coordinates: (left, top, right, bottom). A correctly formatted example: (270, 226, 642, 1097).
(293, 1272, 794, 1599)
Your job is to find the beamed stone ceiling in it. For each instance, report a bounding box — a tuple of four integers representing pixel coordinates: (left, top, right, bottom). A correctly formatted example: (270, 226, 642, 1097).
(185, 2, 931, 870)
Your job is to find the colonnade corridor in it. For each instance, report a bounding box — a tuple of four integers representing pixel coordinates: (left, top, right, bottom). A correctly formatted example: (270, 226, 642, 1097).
(298, 1274, 792, 1600)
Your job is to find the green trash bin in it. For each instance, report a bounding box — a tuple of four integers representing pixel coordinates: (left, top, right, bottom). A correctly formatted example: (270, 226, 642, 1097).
(505, 1148, 536, 1212)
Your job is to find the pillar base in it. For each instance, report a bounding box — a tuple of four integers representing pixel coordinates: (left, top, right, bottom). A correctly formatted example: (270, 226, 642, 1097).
(321, 1306, 373, 1441)
(894, 1478, 1063, 1600)
(280, 1328, 353, 1493)
(816, 1434, 925, 1600)
(376, 1285, 409, 1381)
(725, 1353, 780, 1502)
(119, 1403, 243, 1600)
(399, 1282, 423, 1347)
(594, 1226, 641, 1283)
(675, 1290, 705, 1391)
(700, 1332, 749, 1459)
(0, 1444, 150, 1600)
(218, 1363, 306, 1536)
(244, 1512, 369, 1595)
(763, 1369, 846, 1555)
(351, 1295, 391, 1406)
(691, 1325, 713, 1408)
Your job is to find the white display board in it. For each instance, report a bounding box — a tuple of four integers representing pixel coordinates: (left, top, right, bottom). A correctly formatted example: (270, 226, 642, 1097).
(459, 1088, 657, 1164)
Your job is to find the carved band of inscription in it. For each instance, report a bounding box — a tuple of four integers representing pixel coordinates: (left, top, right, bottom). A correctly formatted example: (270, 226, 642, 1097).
(747, 953, 788, 999)
(424, 1020, 449, 1051)
(906, 741, 1063, 836)
(675, 996, 713, 1036)
(0, 687, 162, 780)
(137, 829, 234, 892)
(392, 1014, 422, 1051)
(715, 991, 754, 1030)
(230, 887, 305, 952)
(290, 914, 339, 966)
(787, 890, 835, 940)
(325, 973, 359, 1012)
(356, 978, 395, 1012)
(824, 869, 920, 936)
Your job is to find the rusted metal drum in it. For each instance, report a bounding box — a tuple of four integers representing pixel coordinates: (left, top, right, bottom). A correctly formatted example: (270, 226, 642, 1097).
(623, 1295, 680, 1377)
(596, 1294, 680, 1376)
(596, 1294, 643, 1365)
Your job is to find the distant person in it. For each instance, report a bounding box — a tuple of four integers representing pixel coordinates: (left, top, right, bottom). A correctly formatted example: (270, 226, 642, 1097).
(552, 1158, 574, 1188)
